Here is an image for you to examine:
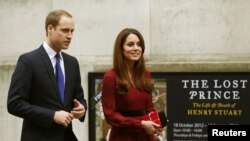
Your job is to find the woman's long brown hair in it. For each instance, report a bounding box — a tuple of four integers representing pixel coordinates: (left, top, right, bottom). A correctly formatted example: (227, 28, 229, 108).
(113, 28, 153, 94)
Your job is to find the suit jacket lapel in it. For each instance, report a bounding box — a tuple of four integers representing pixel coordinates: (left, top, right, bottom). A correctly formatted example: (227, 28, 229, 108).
(62, 53, 70, 105)
(39, 46, 62, 104)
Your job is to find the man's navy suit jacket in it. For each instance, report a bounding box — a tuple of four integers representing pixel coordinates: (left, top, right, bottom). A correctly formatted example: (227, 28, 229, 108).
(7, 45, 87, 141)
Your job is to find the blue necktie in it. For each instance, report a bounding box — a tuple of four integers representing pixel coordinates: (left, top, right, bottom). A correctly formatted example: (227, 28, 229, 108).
(55, 53, 64, 103)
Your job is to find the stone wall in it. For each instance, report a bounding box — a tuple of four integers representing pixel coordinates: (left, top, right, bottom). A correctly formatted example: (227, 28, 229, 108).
(1, 0, 250, 140)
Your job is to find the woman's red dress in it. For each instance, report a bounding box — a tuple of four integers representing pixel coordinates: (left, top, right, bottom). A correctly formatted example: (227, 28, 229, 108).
(102, 69, 156, 141)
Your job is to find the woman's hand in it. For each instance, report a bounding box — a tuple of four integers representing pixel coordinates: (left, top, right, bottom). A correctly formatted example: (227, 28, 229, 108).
(141, 120, 162, 135)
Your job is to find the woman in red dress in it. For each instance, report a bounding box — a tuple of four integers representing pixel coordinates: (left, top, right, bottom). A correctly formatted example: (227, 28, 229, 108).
(102, 28, 162, 141)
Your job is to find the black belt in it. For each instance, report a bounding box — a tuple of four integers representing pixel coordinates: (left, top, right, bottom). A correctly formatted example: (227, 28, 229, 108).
(121, 109, 146, 117)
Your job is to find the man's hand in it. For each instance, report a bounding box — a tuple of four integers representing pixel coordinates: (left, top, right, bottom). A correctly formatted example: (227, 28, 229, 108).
(53, 110, 73, 127)
(71, 99, 86, 119)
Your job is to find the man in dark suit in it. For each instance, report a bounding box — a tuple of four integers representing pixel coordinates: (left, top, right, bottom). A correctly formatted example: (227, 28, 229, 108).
(7, 9, 87, 141)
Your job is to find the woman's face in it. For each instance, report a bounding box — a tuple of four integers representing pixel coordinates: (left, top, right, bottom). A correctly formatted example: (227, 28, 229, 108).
(123, 33, 142, 63)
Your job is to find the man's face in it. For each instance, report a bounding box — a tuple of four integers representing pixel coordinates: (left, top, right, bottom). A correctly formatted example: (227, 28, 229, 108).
(48, 16, 74, 52)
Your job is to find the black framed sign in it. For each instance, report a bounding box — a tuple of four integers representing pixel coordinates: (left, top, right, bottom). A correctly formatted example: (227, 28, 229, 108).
(88, 72, 104, 141)
(88, 72, 250, 141)
(165, 72, 250, 141)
